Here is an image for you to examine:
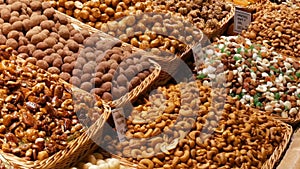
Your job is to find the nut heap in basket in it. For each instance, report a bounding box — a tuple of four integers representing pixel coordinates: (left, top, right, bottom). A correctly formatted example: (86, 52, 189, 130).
(152, 0, 231, 31)
(71, 34, 157, 102)
(0, 49, 106, 162)
(0, 1, 92, 83)
(241, 3, 300, 58)
(99, 13, 203, 56)
(102, 80, 290, 168)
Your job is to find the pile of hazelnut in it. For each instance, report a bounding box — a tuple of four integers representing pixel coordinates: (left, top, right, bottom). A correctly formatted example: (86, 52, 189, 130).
(0, 0, 92, 83)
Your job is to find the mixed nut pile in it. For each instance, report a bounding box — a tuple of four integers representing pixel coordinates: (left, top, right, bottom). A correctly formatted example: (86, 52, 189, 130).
(47, 0, 231, 32)
(0, 0, 91, 82)
(102, 80, 286, 168)
(197, 36, 300, 119)
(241, 3, 300, 58)
(99, 13, 203, 56)
(47, 0, 151, 26)
(152, 0, 232, 31)
(46, 0, 232, 56)
(0, 49, 106, 161)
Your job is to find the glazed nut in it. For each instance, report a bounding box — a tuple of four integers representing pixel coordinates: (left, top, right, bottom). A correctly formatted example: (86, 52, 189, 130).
(37, 151, 49, 160)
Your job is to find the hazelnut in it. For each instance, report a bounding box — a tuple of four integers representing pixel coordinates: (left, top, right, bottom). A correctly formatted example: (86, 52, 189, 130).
(53, 58, 63, 68)
(36, 60, 49, 70)
(80, 82, 93, 91)
(47, 67, 61, 74)
(60, 72, 71, 81)
(61, 63, 74, 73)
(69, 76, 81, 87)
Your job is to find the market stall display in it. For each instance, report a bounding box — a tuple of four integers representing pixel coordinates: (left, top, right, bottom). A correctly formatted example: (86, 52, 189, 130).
(1, 0, 300, 168)
(46, 0, 233, 37)
(44, 0, 234, 63)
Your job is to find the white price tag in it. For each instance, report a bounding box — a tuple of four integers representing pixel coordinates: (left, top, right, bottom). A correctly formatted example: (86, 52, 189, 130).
(112, 108, 127, 142)
(192, 43, 205, 72)
(234, 8, 252, 34)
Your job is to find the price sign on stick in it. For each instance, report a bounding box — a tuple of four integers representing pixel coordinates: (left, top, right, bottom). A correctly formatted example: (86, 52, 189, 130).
(234, 7, 252, 34)
(111, 108, 127, 142)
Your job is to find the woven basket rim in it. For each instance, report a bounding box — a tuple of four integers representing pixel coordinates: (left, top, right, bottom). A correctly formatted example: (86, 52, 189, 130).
(261, 119, 293, 169)
(272, 113, 300, 126)
(111, 58, 162, 107)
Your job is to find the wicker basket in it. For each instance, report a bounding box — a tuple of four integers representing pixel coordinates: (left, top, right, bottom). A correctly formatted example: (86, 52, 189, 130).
(114, 118, 292, 169)
(272, 115, 300, 127)
(55, 10, 164, 108)
(0, 48, 111, 169)
(261, 119, 293, 169)
(204, 3, 235, 39)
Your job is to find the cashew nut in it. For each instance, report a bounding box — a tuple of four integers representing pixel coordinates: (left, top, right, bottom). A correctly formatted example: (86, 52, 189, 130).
(131, 149, 142, 159)
(188, 131, 200, 140)
(143, 128, 153, 138)
(196, 163, 210, 169)
(138, 159, 154, 169)
(164, 102, 175, 113)
(179, 145, 190, 162)
(142, 148, 155, 159)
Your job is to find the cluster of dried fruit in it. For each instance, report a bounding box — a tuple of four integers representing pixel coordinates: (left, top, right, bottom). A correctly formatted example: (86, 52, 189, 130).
(102, 80, 286, 168)
(0, 49, 105, 161)
(197, 36, 300, 119)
